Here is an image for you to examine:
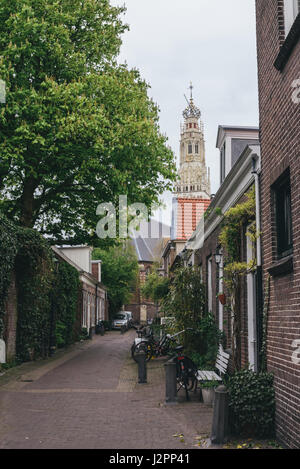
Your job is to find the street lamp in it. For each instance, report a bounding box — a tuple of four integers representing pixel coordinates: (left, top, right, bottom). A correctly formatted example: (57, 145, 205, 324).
(214, 248, 222, 265)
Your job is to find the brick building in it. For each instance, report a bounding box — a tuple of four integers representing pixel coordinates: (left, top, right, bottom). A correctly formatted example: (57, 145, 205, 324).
(255, 0, 300, 448)
(126, 220, 170, 323)
(182, 127, 260, 372)
(54, 246, 108, 336)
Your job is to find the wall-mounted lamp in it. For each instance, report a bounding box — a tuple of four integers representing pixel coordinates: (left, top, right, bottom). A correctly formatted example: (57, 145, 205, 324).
(214, 248, 222, 265)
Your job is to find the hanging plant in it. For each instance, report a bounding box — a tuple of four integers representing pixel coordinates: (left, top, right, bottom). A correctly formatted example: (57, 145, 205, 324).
(217, 293, 226, 305)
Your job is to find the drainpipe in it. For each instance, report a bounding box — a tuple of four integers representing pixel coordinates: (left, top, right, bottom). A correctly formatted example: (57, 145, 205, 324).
(252, 156, 262, 269)
(252, 155, 263, 372)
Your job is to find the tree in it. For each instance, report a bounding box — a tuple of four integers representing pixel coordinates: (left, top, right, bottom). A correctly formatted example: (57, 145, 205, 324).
(141, 270, 169, 303)
(93, 243, 139, 318)
(162, 266, 223, 365)
(0, 0, 176, 244)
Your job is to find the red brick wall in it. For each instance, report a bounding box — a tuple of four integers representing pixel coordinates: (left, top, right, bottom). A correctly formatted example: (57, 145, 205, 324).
(256, 0, 300, 448)
(125, 261, 159, 323)
(176, 198, 211, 240)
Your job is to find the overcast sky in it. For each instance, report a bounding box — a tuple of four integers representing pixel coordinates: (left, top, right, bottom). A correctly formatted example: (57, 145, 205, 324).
(111, 0, 259, 225)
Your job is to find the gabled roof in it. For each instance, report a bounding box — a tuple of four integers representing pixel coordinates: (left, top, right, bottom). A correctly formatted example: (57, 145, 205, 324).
(130, 219, 171, 263)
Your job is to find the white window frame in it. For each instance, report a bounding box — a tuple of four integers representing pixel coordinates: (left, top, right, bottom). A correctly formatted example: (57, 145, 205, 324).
(284, 0, 299, 37)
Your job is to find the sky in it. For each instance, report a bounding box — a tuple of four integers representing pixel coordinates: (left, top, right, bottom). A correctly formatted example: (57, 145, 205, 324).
(111, 0, 259, 226)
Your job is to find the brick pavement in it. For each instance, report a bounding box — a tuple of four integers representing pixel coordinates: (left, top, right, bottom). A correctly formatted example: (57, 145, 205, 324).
(0, 330, 214, 449)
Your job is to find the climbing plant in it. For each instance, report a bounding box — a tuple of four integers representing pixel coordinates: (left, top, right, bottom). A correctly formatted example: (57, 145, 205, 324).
(15, 228, 54, 361)
(218, 187, 258, 370)
(0, 212, 81, 362)
(161, 266, 224, 364)
(0, 213, 19, 338)
(51, 261, 80, 349)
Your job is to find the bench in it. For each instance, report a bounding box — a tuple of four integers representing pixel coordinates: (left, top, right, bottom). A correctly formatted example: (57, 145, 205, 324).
(196, 345, 230, 385)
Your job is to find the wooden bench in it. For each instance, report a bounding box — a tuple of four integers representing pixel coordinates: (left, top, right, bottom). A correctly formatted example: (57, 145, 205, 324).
(196, 345, 230, 385)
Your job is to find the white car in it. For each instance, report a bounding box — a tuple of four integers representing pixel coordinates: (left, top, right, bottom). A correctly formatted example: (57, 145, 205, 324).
(112, 313, 129, 330)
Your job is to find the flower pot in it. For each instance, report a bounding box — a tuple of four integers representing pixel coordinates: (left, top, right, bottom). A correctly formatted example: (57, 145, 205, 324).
(201, 387, 216, 406)
(218, 293, 226, 305)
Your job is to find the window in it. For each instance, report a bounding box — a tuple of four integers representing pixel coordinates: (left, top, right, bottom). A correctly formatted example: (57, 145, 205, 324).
(273, 170, 293, 259)
(284, 0, 299, 36)
(220, 143, 226, 184)
(195, 142, 199, 154)
(188, 142, 193, 154)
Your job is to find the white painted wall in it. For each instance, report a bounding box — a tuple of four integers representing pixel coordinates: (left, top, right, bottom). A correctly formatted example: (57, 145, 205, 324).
(59, 246, 92, 274)
(284, 0, 299, 36)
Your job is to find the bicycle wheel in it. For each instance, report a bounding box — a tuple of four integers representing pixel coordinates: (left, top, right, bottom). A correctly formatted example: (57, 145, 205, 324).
(182, 356, 197, 391)
(175, 356, 197, 400)
(131, 342, 153, 362)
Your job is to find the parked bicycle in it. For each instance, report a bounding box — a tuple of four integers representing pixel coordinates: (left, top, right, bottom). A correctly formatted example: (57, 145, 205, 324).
(131, 327, 191, 363)
(173, 345, 198, 401)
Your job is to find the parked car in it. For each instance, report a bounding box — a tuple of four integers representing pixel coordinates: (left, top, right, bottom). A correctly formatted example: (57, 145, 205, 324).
(112, 313, 129, 330)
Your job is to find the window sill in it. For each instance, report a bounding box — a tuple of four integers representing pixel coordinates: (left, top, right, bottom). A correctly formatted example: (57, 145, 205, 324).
(268, 255, 294, 277)
(274, 13, 300, 71)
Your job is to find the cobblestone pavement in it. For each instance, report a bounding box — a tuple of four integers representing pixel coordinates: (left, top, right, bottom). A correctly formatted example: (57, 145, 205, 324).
(0, 330, 214, 449)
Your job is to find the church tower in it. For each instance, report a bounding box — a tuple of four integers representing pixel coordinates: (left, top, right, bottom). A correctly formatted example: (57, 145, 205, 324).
(172, 84, 211, 242)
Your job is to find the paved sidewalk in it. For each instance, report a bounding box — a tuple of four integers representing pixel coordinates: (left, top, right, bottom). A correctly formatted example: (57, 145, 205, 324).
(0, 330, 214, 449)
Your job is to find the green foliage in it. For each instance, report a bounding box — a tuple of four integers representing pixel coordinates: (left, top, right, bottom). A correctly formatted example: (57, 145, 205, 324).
(219, 187, 256, 263)
(93, 243, 138, 317)
(79, 328, 89, 341)
(141, 271, 169, 303)
(227, 369, 275, 438)
(162, 267, 224, 364)
(186, 314, 225, 367)
(218, 188, 257, 370)
(0, 0, 176, 243)
(0, 212, 81, 361)
(201, 380, 220, 389)
(15, 228, 54, 361)
(0, 213, 19, 336)
(51, 261, 80, 349)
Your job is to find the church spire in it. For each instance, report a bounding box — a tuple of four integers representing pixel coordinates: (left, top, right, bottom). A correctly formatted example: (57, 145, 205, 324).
(175, 84, 211, 198)
(183, 82, 201, 120)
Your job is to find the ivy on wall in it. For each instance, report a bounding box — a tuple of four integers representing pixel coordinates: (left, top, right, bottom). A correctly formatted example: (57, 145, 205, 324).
(0, 212, 80, 362)
(15, 229, 54, 361)
(51, 261, 80, 349)
(0, 213, 20, 338)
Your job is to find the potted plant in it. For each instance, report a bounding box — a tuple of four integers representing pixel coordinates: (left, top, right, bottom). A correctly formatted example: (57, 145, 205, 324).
(217, 292, 226, 305)
(201, 381, 220, 406)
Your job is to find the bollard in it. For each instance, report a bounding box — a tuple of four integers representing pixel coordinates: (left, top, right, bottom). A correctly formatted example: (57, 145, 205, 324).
(211, 385, 229, 444)
(164, 360, 178, 405)
(136, 351, 147, 384)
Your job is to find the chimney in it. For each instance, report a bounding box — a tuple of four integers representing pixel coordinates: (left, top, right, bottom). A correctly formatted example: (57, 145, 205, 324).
(91, 260, 102, 283)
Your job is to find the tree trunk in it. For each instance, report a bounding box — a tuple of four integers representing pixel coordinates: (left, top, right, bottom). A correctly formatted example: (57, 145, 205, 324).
(19, 176, 38, 228)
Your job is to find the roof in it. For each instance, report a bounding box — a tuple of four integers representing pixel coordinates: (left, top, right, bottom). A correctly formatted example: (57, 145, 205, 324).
(216, 125, 259, 148)
(130, 219, 171, 263)
(51, 246, 107, 290)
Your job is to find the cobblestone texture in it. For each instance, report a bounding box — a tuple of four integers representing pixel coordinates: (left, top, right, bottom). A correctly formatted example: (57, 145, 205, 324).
(0, 331, 213, 449)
